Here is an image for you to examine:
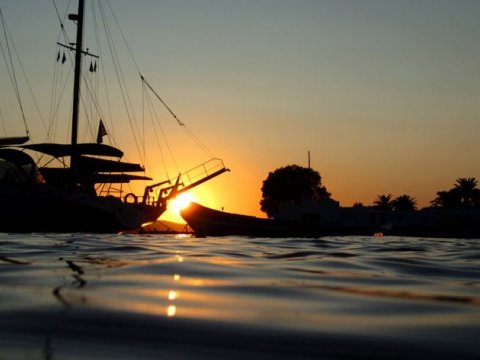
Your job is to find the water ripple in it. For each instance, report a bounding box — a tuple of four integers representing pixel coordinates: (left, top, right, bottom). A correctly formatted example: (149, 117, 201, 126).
(0, 233, 479, 359)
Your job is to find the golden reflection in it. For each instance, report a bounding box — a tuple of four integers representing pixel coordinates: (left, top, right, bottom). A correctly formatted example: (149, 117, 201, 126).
(91, 292, 476, 332)
(175, 233, 192, 240)
(167, 305, 176, 317)
(168, 290, 177, 300)
(173, 274, 181, 281)
(177, 255, 184, 263)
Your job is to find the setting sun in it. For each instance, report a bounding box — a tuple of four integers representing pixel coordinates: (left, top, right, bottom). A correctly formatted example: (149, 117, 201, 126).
(170, 193, 196, 213)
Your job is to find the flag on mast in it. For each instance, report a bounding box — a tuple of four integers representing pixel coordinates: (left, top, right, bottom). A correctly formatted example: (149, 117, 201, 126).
(96, 119, 107, 144)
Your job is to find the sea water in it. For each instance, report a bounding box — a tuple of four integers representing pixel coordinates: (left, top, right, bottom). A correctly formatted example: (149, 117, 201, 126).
(0, 233, 479, 359)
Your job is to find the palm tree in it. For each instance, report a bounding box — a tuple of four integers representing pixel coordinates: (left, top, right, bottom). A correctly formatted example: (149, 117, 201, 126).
(373, 194, 393, 210)
(430, 177, 479, 208)
(392, 194, 417, 211)
(430, 189, 462, 208)
(454, 177, 478, 207)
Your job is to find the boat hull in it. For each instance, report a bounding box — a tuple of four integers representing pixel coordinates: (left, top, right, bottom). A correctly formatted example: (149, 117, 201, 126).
(180, 202, 323, 237)
(0, 185, 164, 233)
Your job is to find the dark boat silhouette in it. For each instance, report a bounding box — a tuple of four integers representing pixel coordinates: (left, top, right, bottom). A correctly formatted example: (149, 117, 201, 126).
(0, 1, 227, 232)
(180, 202, 323, 238)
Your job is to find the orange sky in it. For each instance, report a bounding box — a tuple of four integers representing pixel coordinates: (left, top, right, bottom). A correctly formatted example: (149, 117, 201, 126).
(1, 1, 479, 223)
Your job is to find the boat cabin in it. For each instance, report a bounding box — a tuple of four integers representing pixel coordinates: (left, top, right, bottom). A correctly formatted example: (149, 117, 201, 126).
(0, 148, 44, 185)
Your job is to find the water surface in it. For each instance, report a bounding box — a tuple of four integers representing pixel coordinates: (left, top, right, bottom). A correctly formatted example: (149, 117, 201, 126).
(0, 234, 479, 359)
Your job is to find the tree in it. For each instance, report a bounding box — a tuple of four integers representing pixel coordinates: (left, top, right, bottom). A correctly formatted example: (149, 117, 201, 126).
(392, 194, 417, 211)
(430, 189, 462, 208)
(454, 177, 478, 207)
(260, 165, 330, 218)
(431, 177, 480, 208)
(472, 189, 480, 208)
(373, 194, 393, 211)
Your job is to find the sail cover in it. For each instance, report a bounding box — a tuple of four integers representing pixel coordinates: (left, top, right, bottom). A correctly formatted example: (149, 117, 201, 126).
(78, 156, 144, 173)
(22, 143, 124, 158)
(0, 136, 30, 146)
(92, 173, 152, 183)
(40, 167, 152, 184)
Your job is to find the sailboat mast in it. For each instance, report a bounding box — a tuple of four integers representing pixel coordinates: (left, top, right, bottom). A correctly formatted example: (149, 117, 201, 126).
(70, 0, 84, 170)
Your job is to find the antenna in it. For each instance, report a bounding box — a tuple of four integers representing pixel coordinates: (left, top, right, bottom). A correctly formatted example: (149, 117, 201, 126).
(308, 150, 311, 169)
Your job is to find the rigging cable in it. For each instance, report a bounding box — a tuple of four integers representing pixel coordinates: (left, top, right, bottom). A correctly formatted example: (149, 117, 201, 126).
(105, 0, 149, 172)
(92, 2, 119, 149)
(105, 0, 216, 161)
(0, 9, 30, 139)
(98, 1, 144, 165)
(142, 81, 177, 178)
(89, 2, 112, 145)
(140, 75, 215, 159)
(105, 0, 141, 75)
(48, 60, 73, 143)
(141, 75, 147, 174)
(50, 0, 74, 143)
(0, 107, 7, 136)
(1, 9, 48, 142)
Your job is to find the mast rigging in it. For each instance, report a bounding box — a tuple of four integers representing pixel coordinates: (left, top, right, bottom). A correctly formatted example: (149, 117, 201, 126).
(69, 0, 85, 171)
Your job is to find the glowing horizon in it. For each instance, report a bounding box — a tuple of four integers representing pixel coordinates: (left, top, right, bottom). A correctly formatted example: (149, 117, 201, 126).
(2, 0, 479, 223)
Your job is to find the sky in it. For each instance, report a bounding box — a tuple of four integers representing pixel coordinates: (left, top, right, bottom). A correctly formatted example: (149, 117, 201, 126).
(1, 0, 479, 222)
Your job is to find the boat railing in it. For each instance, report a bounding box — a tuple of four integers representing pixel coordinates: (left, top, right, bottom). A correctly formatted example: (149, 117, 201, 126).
(154, 158, 229, 203)
(179, 158, 227, 189)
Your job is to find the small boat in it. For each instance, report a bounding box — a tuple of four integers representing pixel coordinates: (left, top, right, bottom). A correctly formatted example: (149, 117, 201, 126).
(0, 1, 228, 232)
(180, 202, 323, 237)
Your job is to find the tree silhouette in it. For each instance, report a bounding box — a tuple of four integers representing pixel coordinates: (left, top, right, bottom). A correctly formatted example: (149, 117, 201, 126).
(373, 194, 393, 210)
(260, 165, 330, 218)
(392, 194, 417, 211)
(431, 177, 480, 208)
(454, 177, 478, 207)
(430, 189, 462, 208)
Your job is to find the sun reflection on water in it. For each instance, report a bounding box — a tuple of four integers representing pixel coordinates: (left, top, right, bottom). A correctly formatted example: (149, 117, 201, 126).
(167, 305, 176, 317)
(168, 290, 177, 300)
(167, 256, 182, 317)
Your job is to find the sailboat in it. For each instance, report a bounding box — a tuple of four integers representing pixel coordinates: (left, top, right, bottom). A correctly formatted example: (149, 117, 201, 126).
(0, 1, 228, 233)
